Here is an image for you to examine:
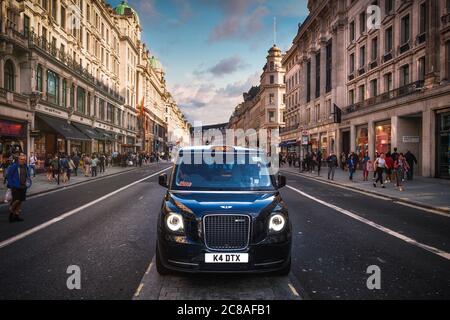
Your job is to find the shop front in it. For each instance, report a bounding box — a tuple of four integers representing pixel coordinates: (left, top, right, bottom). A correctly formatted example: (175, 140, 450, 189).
(375, 121, 391, 155)
(319, 133, 328, 158)
(0, 117, 27, 165)
(356, 125, 369, 159)
(72, 123, 107, 155)
(34, 113, 90, 166)
(437, 111, 450, 179)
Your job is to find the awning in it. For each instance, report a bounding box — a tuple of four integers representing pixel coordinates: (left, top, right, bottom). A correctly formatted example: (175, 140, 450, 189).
(36, 113, 90, 141)
(71, 122, 105, 140)
(279, 139, 297, 147)
(96, 129, 115, 142)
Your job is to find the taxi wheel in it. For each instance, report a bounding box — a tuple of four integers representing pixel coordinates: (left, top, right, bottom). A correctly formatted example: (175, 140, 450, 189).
(155, 243, 171, 276)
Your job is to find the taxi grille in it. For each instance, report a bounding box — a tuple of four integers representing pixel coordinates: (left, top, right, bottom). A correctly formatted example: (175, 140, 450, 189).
(204, 215, 250, 250)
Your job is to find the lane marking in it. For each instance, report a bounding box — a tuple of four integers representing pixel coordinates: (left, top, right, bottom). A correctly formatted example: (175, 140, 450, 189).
(393, 201, 450, 217)
(0, 167, 171, 250)
(281, 170, 390, 201)
(286, 185, 450, 261)
(288, 283, 299, 297)
(134, 283, 144, 298)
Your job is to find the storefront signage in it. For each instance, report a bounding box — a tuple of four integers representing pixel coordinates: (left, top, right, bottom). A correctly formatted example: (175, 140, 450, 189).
(42, 106, 63, 116)
(0, 120, 25, 137)
(402, 136, 420, 143)
(302, 136, 309, 145)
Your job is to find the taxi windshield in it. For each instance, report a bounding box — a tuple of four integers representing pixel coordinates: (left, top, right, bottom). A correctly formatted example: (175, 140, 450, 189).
(171, 151, 276, 191)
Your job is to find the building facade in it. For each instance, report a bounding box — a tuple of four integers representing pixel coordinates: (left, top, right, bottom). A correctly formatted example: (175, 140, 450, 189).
(228, 45, 286, 153)
(0, 0, 189, 169)
(280, 0, 450, 178)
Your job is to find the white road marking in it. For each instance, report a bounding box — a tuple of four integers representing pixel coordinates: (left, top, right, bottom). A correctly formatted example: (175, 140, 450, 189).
(134, 283, 144, 297)
(0, 167, 171, 250)
(288, 283, 299, 296)
(286, 185, 450, 261)
(393, 201, 450, 217)
(281, 170, 390, 201)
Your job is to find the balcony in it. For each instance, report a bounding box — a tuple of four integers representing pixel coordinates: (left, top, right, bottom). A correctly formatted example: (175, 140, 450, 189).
(0, 19, 29, 49)
(279, 124, 299, 134)
(442, 12, 450, 28)
(399, 42, 411, 55)
(0, 87, 29, 110)
(369, 59, 378, 70)
(415, 33, 426, 45)
(27, 32, 125, 105)
(358, 66, 366, 76)
(343, 80, 424, 115)
(383, 52, 393, 63)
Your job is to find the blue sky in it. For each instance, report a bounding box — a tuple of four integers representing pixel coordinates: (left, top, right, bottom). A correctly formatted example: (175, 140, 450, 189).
(109, 0, 308, 125)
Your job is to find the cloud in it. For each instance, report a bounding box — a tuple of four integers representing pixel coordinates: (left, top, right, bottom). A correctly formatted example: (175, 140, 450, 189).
(207, 55, 248, 77)
(208, 0, 269, 43)
(169, 72, 260, 125)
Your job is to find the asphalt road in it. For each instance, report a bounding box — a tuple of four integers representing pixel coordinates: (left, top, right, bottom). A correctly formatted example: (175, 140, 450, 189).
(0, 165, 449, 299)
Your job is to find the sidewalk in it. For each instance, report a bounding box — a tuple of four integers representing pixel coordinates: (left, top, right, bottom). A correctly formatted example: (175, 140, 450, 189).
(280, 165, 450, 214)
(0, 163, 157, 199)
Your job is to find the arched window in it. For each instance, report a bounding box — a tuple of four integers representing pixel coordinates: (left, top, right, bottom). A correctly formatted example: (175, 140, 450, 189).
(4, 60, 15, 91)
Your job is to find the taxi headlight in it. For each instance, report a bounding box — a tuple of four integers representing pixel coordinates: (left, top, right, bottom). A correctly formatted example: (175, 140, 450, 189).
(269, 214, 286, 233)
(166, 212, 184, 232)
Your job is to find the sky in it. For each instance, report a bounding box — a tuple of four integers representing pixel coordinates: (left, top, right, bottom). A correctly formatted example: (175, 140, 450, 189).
(109, 0, 309, 125)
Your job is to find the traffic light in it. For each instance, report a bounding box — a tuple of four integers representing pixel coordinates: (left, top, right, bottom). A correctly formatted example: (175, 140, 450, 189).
(333, 104, 342, 123)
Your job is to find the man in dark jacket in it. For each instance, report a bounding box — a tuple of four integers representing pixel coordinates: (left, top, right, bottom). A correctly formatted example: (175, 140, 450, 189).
(326, 152, 338, 180)
(405, 150, 418, 180)
(6, 154, 32, 222)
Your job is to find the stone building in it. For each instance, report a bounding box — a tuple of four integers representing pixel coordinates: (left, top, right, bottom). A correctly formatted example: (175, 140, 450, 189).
(228, 45, 286, 153)
(0, 0, 189, 169)
(280, 0, 450, 178)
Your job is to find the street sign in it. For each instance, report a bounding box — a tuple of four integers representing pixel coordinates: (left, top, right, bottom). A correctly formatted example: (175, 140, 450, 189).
(402, 136, 420, 143)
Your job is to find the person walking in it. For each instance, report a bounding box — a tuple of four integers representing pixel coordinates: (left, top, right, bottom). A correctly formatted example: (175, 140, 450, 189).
(361, 152, 370, 181)
(347, 153, 356, 181)
(326, 152, 338, 180)
(373, 153, 386, 188)
(6, 154, 32, 222)
(404, 150, 417, 180)
(72, 153, 80, 176)
(67, 156, 75, 181)
(83, 154, 91, 177)
(394, 153, 410, 191)
(385, 152, 394, 183)
(99, 154, 106, 173)
(91, 155, 98, 177)
(60, 154, 69, 183)
(317, 150, 322, 176)
(51, 154, 60, 182)
(29, 152, 37, 178)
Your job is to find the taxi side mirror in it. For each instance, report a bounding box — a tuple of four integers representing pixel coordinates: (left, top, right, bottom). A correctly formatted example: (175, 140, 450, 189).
(159, 173, 168, 188)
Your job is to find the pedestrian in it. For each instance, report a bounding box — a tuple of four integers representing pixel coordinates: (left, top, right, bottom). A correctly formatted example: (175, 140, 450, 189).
(29, 152, 37, 178)
(326, 152, 338, 180)
(60, 154, 69, 183)
(317, 150, 322, 176)
(83, 154, 91, 177)
(51, 154, 60, 182)
(361, 152, 370, 181)
(72, 153, 80, 176)
(6, 154, 32, 222)
(347, 153, 356, 181)
(385, 152, 394, 183)
(91, 155, 98, 177)
(340, 152, 347, 171)
(373, 153, 386, 188)
(311, 152, 317, 173)
(67, 156, 75, 181)
(404, 150, 417, 180)
(394, 153, 409, 191)
(99, 154, 106, 173)
(288, 153, 293, 167)
(44, 154, 53, 182)
(391, 147, 399, 162)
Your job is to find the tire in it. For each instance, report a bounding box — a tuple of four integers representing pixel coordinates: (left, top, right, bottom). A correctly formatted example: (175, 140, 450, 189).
(273, 257, 291, 276)
(155, 242, 171, 276)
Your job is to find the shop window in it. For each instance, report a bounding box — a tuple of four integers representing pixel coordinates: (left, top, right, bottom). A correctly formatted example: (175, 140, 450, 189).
(62, 79, 67, 107)
(4, 60, 15, 92)
(375, 122, 391, 154)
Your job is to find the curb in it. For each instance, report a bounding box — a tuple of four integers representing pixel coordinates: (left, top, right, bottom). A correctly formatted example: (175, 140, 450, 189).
(281, 169, 450, 215)
(1, 164, 161, 201)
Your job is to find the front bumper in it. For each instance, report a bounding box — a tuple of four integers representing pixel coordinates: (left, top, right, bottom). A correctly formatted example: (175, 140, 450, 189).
(157, 231, 291, 273)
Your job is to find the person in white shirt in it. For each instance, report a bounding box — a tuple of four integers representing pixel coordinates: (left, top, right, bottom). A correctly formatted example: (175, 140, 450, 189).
(29, 152, 37, 178)
(373, 153, 386, 188)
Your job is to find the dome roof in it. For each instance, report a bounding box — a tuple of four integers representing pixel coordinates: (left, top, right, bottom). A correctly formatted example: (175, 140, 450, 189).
(150, 56, 162, 70)
(115, 1, 140, 25)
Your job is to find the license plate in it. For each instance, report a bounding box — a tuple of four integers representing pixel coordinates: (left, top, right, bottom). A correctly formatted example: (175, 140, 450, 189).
(205, 253, 249, 263)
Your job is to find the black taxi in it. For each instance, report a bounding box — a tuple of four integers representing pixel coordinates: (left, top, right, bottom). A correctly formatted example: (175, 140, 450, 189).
(156, 146, 291, 274)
